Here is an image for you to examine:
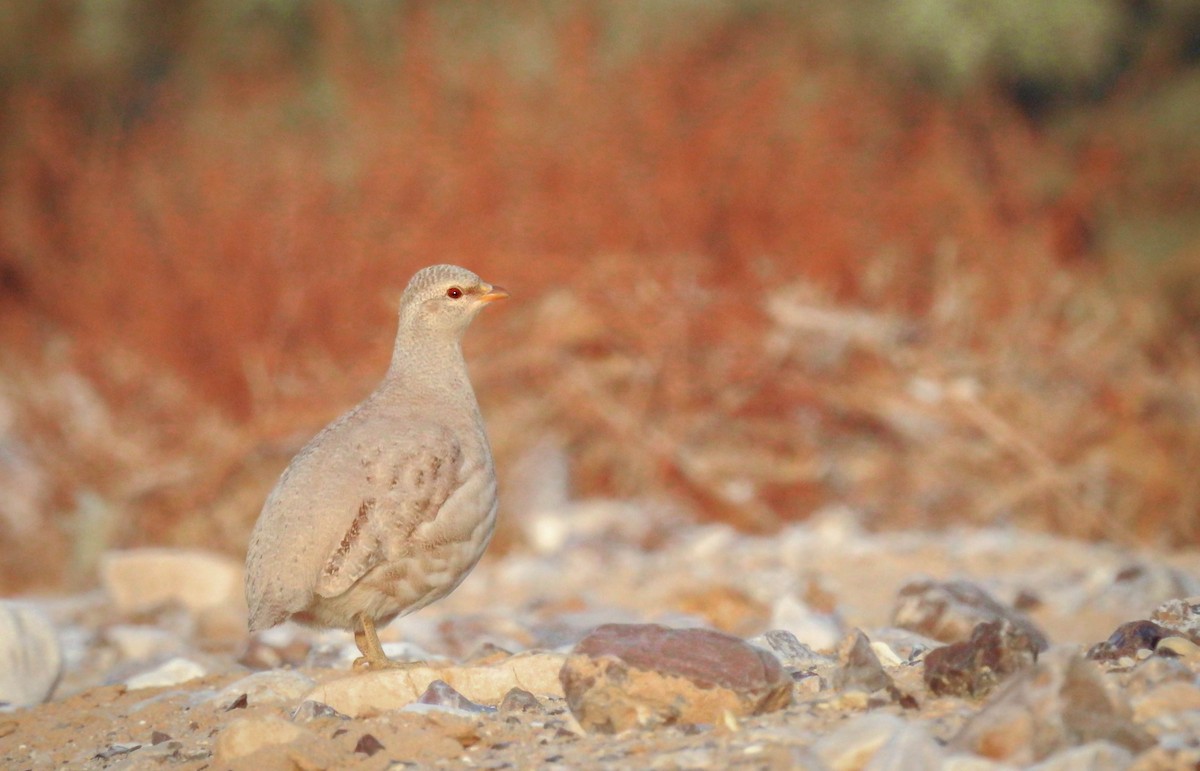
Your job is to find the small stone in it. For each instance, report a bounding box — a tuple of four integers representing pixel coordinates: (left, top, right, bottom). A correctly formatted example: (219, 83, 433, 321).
(892, 580, 1049, 651)
(0, 601, 61, 707)
(924, 620, 1039, 698)
(101, 548, 243, 615)
(499, 687, 543, 714)
(834, 629, 892, 693)
(94, 742, 141, 759)
(292, 700, 350, 723)
(868, 627, 943, 663)
(747, 629, 833, 672)
(559, 623, 792, 733)
(1155, 636, 1200, 660)
(418, 679, 492, 713)
(209, 670, 316, 709)
(353, 733, 385, 756)
(1013, 589, 1042, 612)
(124, 657, 206, 690)
(1085, 620, 1170, 661)
(951, 650, 1152, 765)
(869, 641, 904, 667)
(150, 731, 172, 745)
(749, 628, 838, 692)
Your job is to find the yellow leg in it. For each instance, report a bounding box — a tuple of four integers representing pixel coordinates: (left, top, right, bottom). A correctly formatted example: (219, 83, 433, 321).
(352, 612, 417, 671)
(353, 612, 392, 669)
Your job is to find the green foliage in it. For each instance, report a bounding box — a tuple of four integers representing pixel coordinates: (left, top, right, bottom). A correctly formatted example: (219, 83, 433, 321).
(866, 0, 1126, 95)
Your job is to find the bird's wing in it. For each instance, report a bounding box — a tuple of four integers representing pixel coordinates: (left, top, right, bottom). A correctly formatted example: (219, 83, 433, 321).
(313, 424, 465, 599)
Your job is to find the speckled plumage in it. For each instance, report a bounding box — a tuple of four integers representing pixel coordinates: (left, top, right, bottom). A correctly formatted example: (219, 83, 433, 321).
(244, 265, 506, 666)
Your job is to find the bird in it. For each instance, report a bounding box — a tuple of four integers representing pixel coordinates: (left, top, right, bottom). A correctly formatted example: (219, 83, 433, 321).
(245, 264, 508, 669)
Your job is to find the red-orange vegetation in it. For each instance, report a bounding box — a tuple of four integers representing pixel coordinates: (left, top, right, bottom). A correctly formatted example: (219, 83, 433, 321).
(0, 5, 1196, 592)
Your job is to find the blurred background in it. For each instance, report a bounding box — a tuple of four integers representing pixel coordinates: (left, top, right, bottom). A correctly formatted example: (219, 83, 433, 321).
(1, 0, 1198, 594)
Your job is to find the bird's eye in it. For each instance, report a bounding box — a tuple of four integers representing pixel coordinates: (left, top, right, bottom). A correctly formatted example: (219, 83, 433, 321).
(446, 287, 463, 299)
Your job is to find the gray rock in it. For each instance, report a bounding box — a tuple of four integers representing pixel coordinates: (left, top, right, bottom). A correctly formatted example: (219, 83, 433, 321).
(559, 623, 792, 733)
(291, 700, 350, 722)
(834, 629, 892, 693)
(748, 629, 833, 671)
(0, 601, 61, 707)
(893, 580, 1049, 651)
(417, 679, 493, 713)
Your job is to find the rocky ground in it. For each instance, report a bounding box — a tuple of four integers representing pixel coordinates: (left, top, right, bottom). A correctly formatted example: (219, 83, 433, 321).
(3, 505, 1200, 770)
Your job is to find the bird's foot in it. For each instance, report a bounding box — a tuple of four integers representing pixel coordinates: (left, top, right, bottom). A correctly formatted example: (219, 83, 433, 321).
(352, 655, 422, 672)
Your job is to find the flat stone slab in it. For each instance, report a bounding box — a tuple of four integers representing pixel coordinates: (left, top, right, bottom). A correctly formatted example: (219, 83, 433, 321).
(301, 652, 566, 717)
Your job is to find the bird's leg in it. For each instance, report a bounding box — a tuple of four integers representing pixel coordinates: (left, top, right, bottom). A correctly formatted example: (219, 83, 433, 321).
(352, 612, 400, 670)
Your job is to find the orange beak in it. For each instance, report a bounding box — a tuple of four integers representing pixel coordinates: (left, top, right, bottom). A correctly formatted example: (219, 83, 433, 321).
(478, 284, 509, 303)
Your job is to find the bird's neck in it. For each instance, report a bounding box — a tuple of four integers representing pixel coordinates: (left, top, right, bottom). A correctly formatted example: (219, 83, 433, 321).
(384, 329, 477, 408)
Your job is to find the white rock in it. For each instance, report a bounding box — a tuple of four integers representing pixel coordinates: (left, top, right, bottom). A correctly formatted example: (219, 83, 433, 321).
(1156, 636, 1200, 660)
(125, 657, 207, 690)
(400, 701, 482, 718)
(869, 641, 904, 667)
(814, 713, 905, 771)
(100, 548, 243, 615)
(1027, 742, 1133, 771)
(302, 651, 566, 718)
(0, 601, 61, 707)
(209, 670, 316, 708)
(770, 594, 842, 651)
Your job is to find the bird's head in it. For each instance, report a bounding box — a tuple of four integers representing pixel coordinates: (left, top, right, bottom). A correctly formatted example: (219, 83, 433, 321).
(397, 264, 508, 338)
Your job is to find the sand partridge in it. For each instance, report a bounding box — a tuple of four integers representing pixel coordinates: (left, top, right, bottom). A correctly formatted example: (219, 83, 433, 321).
(245, 264, 507, 669)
